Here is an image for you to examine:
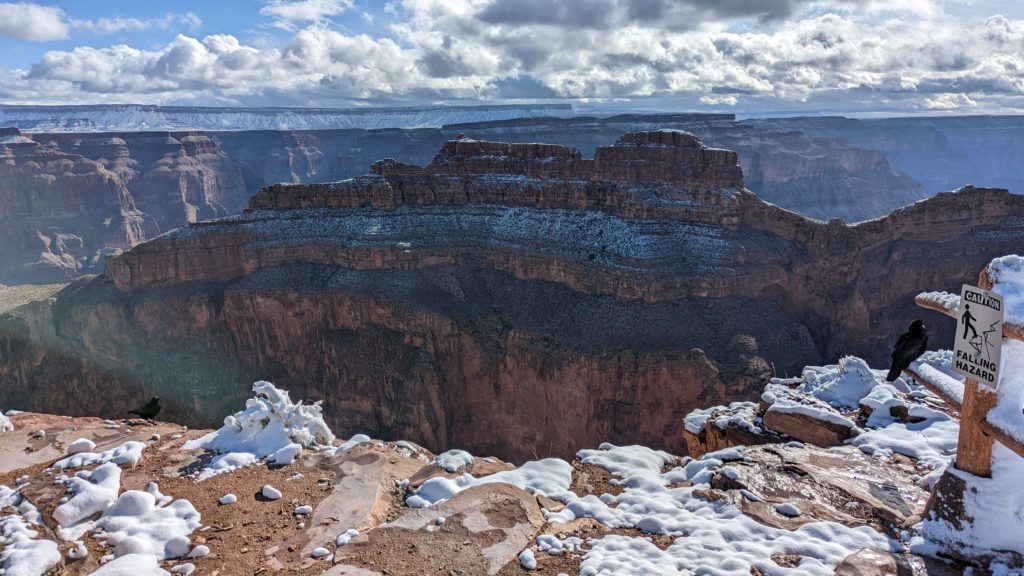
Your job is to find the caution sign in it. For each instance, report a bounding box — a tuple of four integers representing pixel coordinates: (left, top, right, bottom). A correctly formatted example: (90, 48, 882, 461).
(953, 284, 1003, 388)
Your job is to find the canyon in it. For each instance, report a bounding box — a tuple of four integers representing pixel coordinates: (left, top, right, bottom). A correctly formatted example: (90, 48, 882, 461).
(1, 113, 929, 284)
(1, 130, 1022, 462)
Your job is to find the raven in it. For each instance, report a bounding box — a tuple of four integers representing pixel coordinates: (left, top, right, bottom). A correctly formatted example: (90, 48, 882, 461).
(128, 396, 161, 420)
(886, 320, 928, 382)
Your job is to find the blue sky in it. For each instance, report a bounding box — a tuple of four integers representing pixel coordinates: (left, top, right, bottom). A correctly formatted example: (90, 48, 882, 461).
(1, 1, 1023, 114)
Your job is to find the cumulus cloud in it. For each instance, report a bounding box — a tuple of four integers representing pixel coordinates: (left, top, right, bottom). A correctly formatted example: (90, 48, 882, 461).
(0, 2, 68, 41)
(1, 0, 1023, 113)
(0, 2, 201, 42)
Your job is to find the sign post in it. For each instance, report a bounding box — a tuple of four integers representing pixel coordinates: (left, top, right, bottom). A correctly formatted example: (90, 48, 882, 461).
(952, 283, 1004, 477)
(953, 284, 1003, 388)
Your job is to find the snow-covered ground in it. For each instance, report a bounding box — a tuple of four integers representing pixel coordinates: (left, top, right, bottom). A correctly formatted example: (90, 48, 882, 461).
(0, 103, 574, 133)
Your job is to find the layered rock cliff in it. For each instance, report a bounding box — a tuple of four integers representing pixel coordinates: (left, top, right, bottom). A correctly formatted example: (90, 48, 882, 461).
(2, 131, 1022, 463)
(0, 115, 925, 284)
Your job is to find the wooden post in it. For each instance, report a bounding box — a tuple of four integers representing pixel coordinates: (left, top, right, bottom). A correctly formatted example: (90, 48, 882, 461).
(953, 267, 1000, 477)
(954, 379, 998, 477)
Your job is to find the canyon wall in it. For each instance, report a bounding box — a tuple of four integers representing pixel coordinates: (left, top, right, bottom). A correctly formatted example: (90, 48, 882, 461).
(0, 114, 925, 284)
(751, 115, 1024, 197)
(2, 131, 1022, 462)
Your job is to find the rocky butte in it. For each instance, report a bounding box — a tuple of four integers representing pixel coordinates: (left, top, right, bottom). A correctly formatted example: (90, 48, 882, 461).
(1, 130, 1023, 462)
(0, 114, 927, 284)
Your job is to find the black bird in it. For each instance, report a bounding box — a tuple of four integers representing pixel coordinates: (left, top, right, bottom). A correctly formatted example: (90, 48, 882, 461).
(128, 396, 161, 420)
(887, 320, 928, 381)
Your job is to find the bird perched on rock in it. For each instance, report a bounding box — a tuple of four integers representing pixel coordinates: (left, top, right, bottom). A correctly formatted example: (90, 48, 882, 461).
(128, 396, 161, 420)
(887, 320, 928, 381)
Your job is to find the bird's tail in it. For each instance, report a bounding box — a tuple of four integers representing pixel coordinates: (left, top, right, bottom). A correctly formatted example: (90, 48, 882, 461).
(128, 410, 141, 416)
(886, 367, 900, 382)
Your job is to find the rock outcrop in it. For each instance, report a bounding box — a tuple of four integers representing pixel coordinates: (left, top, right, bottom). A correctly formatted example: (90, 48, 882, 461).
(0, 114, 928, 283)
(2, 131, 1023, 462)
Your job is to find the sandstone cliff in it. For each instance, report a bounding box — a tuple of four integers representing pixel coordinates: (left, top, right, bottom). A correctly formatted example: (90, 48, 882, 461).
(0, 115, 926, 284)
(1, 131, 1021, 463)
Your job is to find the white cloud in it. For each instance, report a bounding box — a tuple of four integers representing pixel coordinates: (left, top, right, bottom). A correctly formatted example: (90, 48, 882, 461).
(925, 92, 978, 110)
(2, 0, 1023, 114)
(72, 12, 203, 35)
(0, 2, 68, 41)
(260, 0, 354, 30)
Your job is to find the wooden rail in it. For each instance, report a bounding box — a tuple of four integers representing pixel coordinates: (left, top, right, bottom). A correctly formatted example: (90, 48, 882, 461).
(913, 268, 1024, 477)
(915, 292, 1024, 341)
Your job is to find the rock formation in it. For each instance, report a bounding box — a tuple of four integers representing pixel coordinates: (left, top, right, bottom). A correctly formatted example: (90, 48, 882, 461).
(1, 131, 1023, 463)
(0, 115, 928, 284)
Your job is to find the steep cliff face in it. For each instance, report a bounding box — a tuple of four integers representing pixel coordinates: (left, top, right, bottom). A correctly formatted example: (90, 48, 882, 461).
(2, 132, 1022, 462)
(750, 115, 1024, 196)
(0, 115, 926, 283)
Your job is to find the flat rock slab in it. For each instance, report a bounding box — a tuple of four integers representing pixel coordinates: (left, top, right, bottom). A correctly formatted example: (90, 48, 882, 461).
(713, 444, 928, 533)
(334, 483, 543, 575)
(265, 442, 428, 567)
(0, 412, 181, 475)
(835, 548, 913, 576)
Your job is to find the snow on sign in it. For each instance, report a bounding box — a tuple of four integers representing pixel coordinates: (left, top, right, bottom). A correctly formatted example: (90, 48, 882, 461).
(953, 284, 1004, 388)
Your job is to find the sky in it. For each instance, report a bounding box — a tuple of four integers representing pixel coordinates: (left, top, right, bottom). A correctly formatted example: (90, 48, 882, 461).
(0, 0, 1023, 115)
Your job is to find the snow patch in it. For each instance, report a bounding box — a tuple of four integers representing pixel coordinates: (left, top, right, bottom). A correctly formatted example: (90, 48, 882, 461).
(183, 381, 334, 479)
(54, 462, 122, 533)
(0, 489, 61, 576)
(52, 441, 146, 469)
(89, 553, 170, 575)
(67, 438, 97, 455)
(434, 449, 474, 472)
(95, 488, 201, 560)
(407, 459, 574, 508)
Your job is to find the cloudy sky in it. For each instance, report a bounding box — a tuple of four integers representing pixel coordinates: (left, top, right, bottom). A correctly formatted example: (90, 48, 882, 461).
(0, 0, 1022, 115)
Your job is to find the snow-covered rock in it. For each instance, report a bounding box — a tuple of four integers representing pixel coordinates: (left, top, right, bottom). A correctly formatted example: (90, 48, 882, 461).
(183, 381, 334, 479)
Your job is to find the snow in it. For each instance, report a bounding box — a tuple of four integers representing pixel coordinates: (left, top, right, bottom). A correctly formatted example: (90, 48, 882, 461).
(917, 291, 960, 313)
(334, 434, 372, 453)
(186, 545, 209, 558)
(218, 494, 237, 505)
(537, 534, 583, 556)
(95, 488, 201, 560)
(683, 401, 762, 436)
(910, 351, 965, 407)
(0, 490, 61, 576)
(196, 452, 258, 480)
(406, 458, 574, 508)
(67, 438, 97, 455)
(89, 553, 170, 575)
(543, 439, 895, 575)
(311, 547, 331, 558)
(988, 339, 1024, 444)
(262, 485, 282, 500)
(52, 440, 147, 469)
(335, 528, 359, 546)
(920, 444, 1024, 560)
(519, 548, 537, 570)
(434, 449, 474, 472)
(53, 462, 122, 530)
(0, 103, 574, 132)
(800, 356, 880, 410)
(270, 443, 302, 466)
(294, 505, 312, 515)
(0, 411, 12, 432)
(170, 563, 195, 575)
(988, 254, 1024, 326)
(183, 381, 334, 479)
(775, 502, 802, 517)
